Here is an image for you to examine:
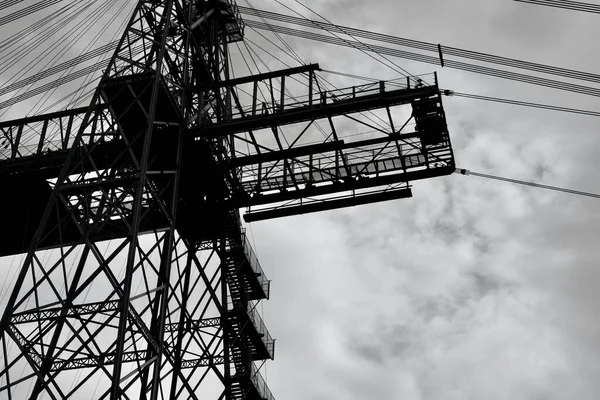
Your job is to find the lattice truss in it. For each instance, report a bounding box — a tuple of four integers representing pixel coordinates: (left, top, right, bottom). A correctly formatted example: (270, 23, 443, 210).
(3, 239, 233, 397)
(0, 1, 271, 399)
(209, 67, 454, 219)
(0, 0, 454, 399)
(0, 68, 454, 220)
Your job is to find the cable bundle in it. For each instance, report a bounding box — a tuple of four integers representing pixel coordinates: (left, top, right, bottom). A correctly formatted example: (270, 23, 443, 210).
(0, 0, 24, 11)
(514, 0, 600, 14)
(0, 0, 133, 115)
(0, 41, 118, 97)
(244, 20, 600, 98)
(0, 0, 62, 26)
(239, 6, 600, 84)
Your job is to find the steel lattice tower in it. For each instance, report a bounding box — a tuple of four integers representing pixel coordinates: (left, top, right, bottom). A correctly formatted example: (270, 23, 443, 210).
(0, 0, 455, 399)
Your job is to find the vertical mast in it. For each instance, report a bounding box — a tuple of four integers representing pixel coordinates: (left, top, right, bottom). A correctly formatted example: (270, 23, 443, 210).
(0, 1, 275, 399)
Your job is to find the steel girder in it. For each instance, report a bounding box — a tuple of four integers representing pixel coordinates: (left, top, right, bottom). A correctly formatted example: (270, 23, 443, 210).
(1, 71, 455, 237)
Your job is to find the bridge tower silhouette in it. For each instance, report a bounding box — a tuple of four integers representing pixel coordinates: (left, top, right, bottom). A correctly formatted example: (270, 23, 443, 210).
(0, 0, 455, 398)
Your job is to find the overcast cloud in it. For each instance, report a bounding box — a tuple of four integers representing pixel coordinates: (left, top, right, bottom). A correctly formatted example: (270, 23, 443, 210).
(1, 0, 600, 399)
(242, 1, 600, 399)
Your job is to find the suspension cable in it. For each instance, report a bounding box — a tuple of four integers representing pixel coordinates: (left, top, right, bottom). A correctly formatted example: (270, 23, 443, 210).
(272, 0, 415, 80)
(0, 1, 76, 57)
(243, 0, 305, 65)
(12, 2, 600, 115)
(29, 0, 123, 113)
(0, 0, 62, 26)
(445, 90, 600, 118)
(513, 0, 600, 14)
(240, 6, 600, 85)
(0, 0, 96, 78)
(0, 0, 23, 11)
(244, 21, 600, 99)
(455, 168, 600, 200)
(0, 42, 117, 97)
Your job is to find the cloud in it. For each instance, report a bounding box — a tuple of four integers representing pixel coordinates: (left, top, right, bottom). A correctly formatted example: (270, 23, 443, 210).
(2, 0, 600, 399)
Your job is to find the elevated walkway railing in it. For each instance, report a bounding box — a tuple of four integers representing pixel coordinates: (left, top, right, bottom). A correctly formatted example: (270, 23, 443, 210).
(239, 228, 270, 298)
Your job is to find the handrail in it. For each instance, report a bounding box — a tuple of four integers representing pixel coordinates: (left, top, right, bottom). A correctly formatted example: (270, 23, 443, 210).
(246, 305, 275, 359)
(250, 363, 275, 400)
(226, 76, 436, 121)
(240, 228, 270, 298)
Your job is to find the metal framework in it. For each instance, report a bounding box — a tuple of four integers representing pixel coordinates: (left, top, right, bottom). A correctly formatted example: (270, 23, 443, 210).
(0, 0, 455, 399)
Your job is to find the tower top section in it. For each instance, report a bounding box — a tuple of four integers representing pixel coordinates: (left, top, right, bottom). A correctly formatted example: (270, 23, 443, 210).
(192, 0, 245, 43)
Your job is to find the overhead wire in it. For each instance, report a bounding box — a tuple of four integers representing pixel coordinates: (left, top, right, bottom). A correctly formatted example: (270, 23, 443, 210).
(65, 1, 132, 109)
(455, 168, 600, 200)
(0, 42, 117, 97)
(239, 40, 270, 103)
(0, 0, 23, 10)
(0, 0, 77, 57)
(8, 1, 133, 151)
(513, 0, 600, 14)
(447, 91, 600, 118)
(38, 0, 131, 112)
(246, 26, 306, 69)
(320, 69, 382, 83)
(0, 0, 62, 26)
(17, 2, 600, 117)
(0, 0, 96, 75)
(0, 44, 143, 112)
(251, 21, 560, 134)
(241, 21, 393, 139)
(244, 21, 600, 99)
(274, 0, 415, 80)
(241, 37, 336, 143)
(3, 6, 595, 103)
(38, 79, 98, 113)
(242, 6, 600, 205)
(243, 30, 318, 96)
(240, 6, 600, 85)
(237, 3, 311, 90)
(6, 2, 597, 143)
(228, 45, 254, 159)
(0, 62, 108, 110)
(244, 5, 396, 133)
(442, 45, 600, 84)
(242, 39, 313, 146)
(29, 0, 123, 113)
(243, 38, 393, 159)
(243, 0, 304, 65)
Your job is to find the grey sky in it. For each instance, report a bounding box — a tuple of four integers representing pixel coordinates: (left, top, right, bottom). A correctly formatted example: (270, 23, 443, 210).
(241, 1, 600, 399)
(1, 0, 600, 399)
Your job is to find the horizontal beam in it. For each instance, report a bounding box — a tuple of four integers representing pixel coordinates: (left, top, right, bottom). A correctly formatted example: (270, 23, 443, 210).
(13, 305, 221, 332)
(236, 164, 454, 209)
(226, 140, 344, 167)
(195, 85, 439, 138)
(0, 105, 105, 128)
(11, 301, 120, 324)
(243, 187, 413, 222)
(164, 317, 221, 332)
(227, 134, 424, 169)
(200, 63, 320, 88)
(51, 351, 223, 371)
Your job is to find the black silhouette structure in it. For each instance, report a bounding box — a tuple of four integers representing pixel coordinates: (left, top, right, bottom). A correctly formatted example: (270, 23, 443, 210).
(0, 0, 455, 398)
